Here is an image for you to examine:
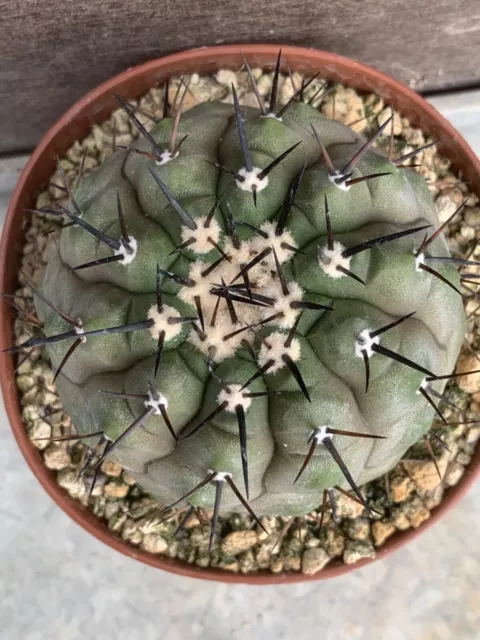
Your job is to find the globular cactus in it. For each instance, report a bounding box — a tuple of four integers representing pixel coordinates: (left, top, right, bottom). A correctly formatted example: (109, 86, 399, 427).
(18, 54, 470, 540)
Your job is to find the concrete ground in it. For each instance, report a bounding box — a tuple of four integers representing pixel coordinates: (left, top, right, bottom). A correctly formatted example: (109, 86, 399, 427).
(1, 91, 479, 640)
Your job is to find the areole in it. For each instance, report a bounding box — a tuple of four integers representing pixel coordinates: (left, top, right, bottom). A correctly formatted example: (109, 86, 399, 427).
(1, 44, 479, 584)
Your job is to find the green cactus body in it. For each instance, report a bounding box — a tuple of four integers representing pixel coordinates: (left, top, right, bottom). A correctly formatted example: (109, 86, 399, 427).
(36, 89, 465, 517)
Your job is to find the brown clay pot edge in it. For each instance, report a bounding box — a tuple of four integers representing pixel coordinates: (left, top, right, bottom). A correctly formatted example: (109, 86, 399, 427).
(1, 44, 479, 585)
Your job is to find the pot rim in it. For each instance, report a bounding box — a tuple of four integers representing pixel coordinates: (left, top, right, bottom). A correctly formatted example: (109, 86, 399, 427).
(1, 44, 479, 585)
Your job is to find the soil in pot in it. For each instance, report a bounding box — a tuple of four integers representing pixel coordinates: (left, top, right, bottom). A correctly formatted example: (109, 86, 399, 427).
(12, 67, 480, 576)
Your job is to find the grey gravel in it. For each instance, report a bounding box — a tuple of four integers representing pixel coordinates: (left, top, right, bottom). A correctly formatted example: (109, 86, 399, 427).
(301, 547, 331, 574)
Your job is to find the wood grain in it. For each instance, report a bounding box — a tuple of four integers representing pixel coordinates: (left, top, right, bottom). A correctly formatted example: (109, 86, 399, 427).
(1, 0, 480, 154)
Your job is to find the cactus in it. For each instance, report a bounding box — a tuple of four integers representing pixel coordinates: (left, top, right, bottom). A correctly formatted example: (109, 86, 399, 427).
(17, 54, 470, 542)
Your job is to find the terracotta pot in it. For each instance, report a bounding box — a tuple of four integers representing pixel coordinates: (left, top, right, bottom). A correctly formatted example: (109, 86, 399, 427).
(1, 44, 479, 585)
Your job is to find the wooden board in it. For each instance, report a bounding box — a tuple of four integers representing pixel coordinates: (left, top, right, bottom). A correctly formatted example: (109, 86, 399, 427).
(1, 0, 480, 154)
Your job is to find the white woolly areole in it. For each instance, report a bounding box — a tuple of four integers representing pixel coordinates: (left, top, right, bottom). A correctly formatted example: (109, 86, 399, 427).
(189, 310, 245, 362)
(144, 389, 168, 414)
(258, 332, 301, 374)
(210, 471, 232, 482)
(114, 236, 138, 265)
(217, 384, 252, 413)
(236, 167, 269, 193)
(74, 321, 87, 343)
(254, 221, 297, 263)
(155, 150, 179, 166)
(178, 261, 212, 305)
(318, 241, 351, 279)
(264, 281, 304, 328)
(147, 304, 183, 341)
(414, 251, 426, 271)
(223, 238, 257, 268)
(328, 172, 350, 191)
(355, 329, 379, 358)
(261, 112, 283, 122)
(416, 377, 429, 395)
(237, 305, 263, 328)
(312, 426, 330, 444)
(181, 217, 221, 255)
(254, 265, 278, 290)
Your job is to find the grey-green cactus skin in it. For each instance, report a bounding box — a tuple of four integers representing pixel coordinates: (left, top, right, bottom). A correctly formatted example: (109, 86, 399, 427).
(36, 97, 466, 516)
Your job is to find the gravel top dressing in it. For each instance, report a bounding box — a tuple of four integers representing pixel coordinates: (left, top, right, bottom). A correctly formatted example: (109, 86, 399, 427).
(13, 67, 480, 575)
